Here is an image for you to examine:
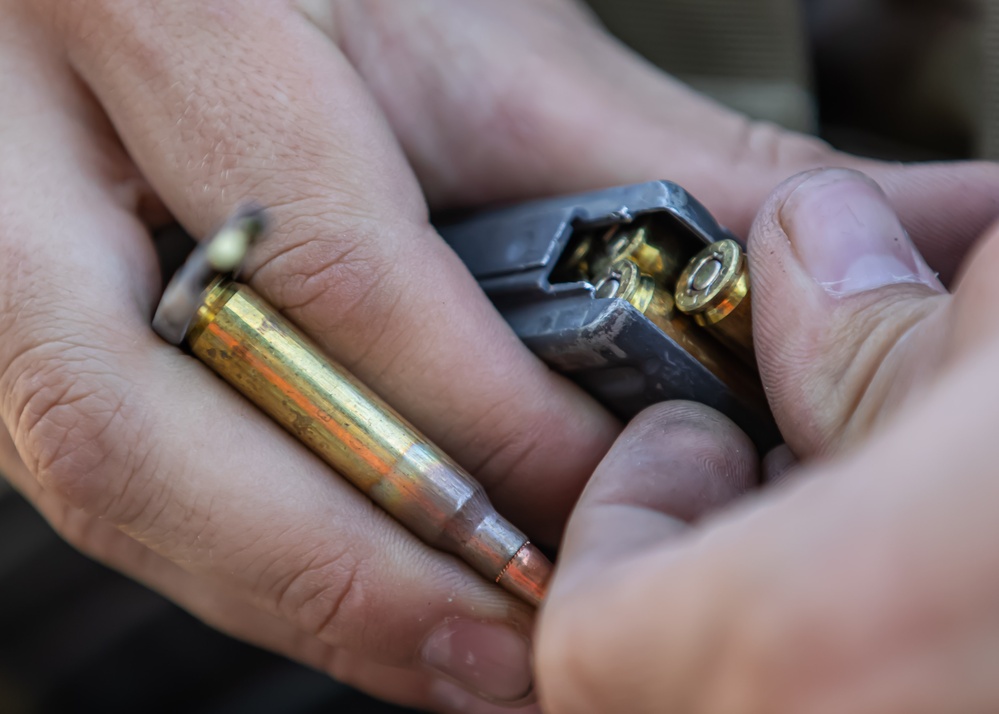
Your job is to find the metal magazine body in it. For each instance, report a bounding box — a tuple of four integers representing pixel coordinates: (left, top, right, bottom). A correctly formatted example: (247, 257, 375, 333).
(437, 181, 780, 451)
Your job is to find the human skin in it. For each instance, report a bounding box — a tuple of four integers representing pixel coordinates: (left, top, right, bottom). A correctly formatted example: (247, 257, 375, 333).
(2, 1, 999, 711)
(537, 168, 999, 714)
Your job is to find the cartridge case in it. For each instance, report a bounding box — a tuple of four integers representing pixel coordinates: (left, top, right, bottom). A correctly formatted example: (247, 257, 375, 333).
(675, 240, 754, 362)
(596, 259, 762, 405)
(186, 279, 548, 605)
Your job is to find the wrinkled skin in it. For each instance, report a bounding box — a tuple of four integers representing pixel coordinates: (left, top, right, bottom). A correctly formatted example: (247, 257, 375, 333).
(2, 1, 999, 712)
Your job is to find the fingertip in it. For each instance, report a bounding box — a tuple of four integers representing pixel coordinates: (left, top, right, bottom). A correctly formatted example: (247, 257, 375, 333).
(552, 402, 759, 603)
(623, 401, 760, 511)
(762, 444, 798, 486)
(598, 402, 761, 502)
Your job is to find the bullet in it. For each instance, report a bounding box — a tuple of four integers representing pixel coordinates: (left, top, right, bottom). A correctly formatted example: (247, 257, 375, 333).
(674, 239, 754, 362)
(594, 258, 753, 390)
(153, 208, 551, 607)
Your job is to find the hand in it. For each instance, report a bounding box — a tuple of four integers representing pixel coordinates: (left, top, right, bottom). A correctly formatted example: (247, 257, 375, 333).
(537, 167, 999, 713)
(2, 1, 998, 711)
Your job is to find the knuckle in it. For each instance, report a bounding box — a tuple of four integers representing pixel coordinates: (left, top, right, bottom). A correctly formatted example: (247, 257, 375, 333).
(2, 337, 148, 520)
(733, 119, 835, 175)
(251, 223, 378, 328)
(266, 545, 369, 645)
(247, 208, 418, 338)
(12, 354, 119, 503)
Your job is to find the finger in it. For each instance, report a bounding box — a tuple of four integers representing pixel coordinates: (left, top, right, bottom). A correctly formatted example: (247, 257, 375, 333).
(318, 1, 999, 279)
(546, 401, 758, 604)
(748, 168, 961, 456)
(0, 17, 534, 705)
(536, 402, 757, 714)
(39, 0, 618, 543)
(762, 444, 798, 486)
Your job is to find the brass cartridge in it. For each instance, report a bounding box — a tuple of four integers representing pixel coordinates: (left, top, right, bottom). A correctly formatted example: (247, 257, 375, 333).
(595, 259, 763, 403)
(675, 239, 754, 362)
(154, 210, 550, 607)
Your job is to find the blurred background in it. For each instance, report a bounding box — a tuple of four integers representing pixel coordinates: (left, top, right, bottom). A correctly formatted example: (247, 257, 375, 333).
(0, 1, 991, 712)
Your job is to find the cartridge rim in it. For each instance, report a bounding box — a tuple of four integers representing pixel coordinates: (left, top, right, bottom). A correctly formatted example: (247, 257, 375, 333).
(675, 240, 748, 326)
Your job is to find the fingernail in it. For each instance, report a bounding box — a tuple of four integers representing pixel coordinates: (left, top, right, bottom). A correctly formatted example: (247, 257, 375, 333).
(779, 169, 943, 297)
(422, 619, 533, 702)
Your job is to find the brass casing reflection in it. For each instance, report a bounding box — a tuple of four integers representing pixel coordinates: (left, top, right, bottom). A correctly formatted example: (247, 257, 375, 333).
(591, 224, 687, 287)
(595, 259, 676, 327)
(675, 240, 754, 362)
(596, 260, 762, 401)
(186, 279, 550, 606)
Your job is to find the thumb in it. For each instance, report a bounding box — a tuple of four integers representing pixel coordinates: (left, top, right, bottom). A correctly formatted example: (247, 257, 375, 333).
(749, 168, 954, 457)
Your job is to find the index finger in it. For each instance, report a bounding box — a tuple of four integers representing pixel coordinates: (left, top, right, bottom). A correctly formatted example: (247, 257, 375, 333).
(536, 402, 758, 714)
(38, 0, 618, 541)
(545, 401, 758, 599)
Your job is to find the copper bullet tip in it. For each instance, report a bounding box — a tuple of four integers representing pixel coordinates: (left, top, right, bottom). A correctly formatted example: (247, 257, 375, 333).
(497, 543, 552, 607)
